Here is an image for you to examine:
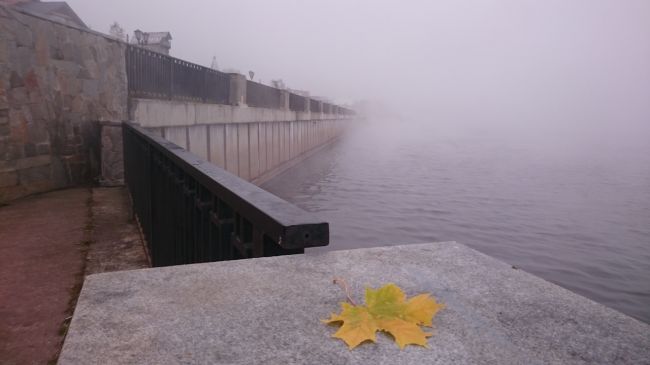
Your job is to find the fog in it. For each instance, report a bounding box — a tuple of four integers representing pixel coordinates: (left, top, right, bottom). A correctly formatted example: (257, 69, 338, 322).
(62, 0, 650, 322)
(68, 0, 649, 144)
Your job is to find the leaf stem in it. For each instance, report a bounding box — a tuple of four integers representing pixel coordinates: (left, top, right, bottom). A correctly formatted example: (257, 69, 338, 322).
(333, 277, 357, 306)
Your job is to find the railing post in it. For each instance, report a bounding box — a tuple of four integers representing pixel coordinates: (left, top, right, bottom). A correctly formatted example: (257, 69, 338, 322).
(228, 73, 247, 106)
(279, 90, 290, 110)
(169, 58, 174, 100)
(202, 67, 208, 103)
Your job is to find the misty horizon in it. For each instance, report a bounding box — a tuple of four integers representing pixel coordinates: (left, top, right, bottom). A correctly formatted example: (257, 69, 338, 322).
(68, 1, 649, 133)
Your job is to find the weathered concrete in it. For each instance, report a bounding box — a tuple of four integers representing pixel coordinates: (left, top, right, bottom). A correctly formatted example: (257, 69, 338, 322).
(84, 187, 149, 275)
(143, 110, 348, 186)
(130, 98, 347, 128)
(59, 242, 650, 364)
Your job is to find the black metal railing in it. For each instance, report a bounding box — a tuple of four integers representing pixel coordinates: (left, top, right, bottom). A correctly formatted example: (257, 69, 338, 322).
(125, 44, 355, 115)
(289, 93, 306, 112)
(126, 45, 230, 104)
(310, 99, 321, 113)
(246, 81, 282, 109)
(123, 123, 329, 267)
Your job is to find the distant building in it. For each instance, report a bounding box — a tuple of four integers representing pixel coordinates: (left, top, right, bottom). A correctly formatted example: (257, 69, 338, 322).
(132, 30, 172, 55)
(6, 0, 88, 29)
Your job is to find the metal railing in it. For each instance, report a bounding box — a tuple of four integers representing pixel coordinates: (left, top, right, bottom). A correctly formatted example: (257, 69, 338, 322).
(246, 81, 282, 109)
(124, 44, 355, 115)
(126, 45, 230, 104)
(310, 99, 321, 113)
(123, 123, 329, 267)
(289, 93, 306, 112)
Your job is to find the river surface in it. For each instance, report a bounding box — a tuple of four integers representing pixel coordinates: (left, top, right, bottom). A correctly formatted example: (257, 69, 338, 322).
(263, 119, 650, 323)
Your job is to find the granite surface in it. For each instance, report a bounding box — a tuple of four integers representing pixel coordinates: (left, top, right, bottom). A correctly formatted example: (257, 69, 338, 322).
(59, 242, 650, 364)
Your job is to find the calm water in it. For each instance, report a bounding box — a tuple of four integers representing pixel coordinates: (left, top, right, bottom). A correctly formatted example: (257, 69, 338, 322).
(263, 119, 650, 323)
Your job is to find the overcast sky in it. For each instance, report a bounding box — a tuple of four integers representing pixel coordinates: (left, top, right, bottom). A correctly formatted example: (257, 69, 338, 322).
(66, 0, 649, 144)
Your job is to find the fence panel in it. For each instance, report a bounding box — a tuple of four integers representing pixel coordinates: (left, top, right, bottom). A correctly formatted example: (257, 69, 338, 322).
(246, 81, 282, 109)
(126, 45, 230, 104)
(289, 93, 306, 112)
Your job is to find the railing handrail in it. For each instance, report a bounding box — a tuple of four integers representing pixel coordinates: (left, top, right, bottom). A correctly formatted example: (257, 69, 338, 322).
(125, 122, 329, 250)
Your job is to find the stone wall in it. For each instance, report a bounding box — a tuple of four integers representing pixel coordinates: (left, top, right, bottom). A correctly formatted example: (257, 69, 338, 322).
(0, 6, 127, 203)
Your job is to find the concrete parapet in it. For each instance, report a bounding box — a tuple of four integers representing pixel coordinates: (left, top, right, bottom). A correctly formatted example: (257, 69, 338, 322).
(228, 73, 247, 106)
(130, 98, 353, 128)
(59, 242, 650, 364)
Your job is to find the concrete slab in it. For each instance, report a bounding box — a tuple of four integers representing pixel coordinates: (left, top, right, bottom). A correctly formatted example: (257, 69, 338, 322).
(59, 242, 650, 365)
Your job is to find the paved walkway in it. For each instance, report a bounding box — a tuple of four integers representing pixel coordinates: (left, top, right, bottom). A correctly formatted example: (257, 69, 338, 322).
(0, 187, 149, 364)
(0, 188, 90, 365)
(85, 187, 149, 275)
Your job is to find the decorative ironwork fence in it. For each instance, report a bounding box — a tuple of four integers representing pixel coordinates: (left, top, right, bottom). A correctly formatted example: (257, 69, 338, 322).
(126, 45, 230, 104)
(310, 99, 321, 113)
(246, 81, 282, 109)
(124, 44, 355, 115)
(123, 123, 329, 267)
(289, 93, 307, 112)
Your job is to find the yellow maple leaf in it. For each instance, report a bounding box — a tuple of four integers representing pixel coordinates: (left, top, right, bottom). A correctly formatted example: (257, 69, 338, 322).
(323, 283, 444, 349)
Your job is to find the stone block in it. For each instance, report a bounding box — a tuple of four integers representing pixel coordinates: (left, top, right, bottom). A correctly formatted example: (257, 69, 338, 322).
(63, 42, 83, 64)
(8, 87, 27, 107)
(49, 45, 64, 60)
(0, 123, 8, 136)
(0, 37, 8, 63)
(34, 31, 49, 65)
(58, 242, 650, 365)
(20, 105, 33, 124)
(82, 79, 99, 98)
(0, 85, 8, 110)
(14, 25, 33, 48)
(36, 143, 50, 155)
(23, 142, 36, 157)
(50, 156, 68, 186)
(5, 141, 23, 160)
(100, 124, 124, 186)
(0, 159, 16, 173)
(9, 71, 24, 88)
(26, 123, 48, 144)
(16, 155, 50, 170)
(29, 103, 51, 122)
(0, 137, 7, 158)
(18, 164, 51, 185)
(0, 170, 17, 187)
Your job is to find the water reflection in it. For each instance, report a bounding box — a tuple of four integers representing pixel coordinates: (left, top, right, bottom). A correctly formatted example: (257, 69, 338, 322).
(263, 120, 650, 323)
